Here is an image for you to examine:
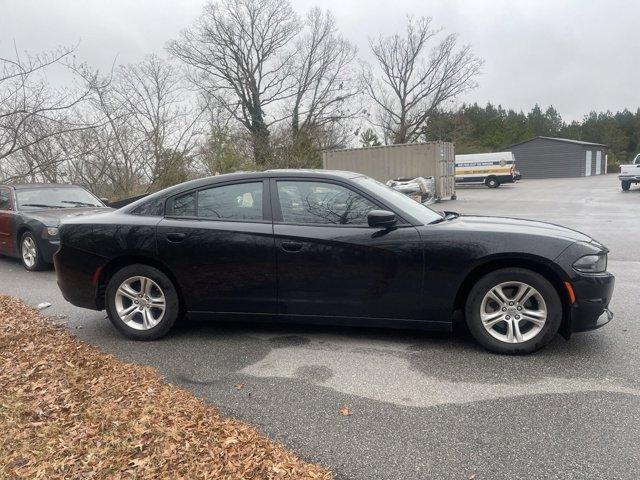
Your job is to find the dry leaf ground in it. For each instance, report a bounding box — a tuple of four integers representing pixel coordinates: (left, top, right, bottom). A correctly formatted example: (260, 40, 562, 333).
(0, 295, 332, 480)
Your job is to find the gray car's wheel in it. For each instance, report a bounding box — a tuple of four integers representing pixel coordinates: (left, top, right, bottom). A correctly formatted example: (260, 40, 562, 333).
(20, 231, 47, 271)
(621, 181, 631, 191)
(105, 264, 180, 340)
(465, 268, 562, 354)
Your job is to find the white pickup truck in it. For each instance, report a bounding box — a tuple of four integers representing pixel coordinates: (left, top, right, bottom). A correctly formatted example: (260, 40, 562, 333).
(620, 153, 640, 191)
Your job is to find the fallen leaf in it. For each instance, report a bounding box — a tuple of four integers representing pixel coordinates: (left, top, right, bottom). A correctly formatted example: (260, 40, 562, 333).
(234, 383, 244, 390)
(339, 405, 352, 416)
(0, 295, 333, 480)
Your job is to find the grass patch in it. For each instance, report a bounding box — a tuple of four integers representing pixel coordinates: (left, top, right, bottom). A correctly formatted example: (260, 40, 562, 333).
(0, 296, 332, 479)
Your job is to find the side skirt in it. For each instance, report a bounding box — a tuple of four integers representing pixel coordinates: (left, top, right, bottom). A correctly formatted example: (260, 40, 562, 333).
(187, 311, 453, 332)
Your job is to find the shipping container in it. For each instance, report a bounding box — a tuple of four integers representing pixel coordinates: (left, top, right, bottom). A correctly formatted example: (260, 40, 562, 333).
(322, 142, 456, 201)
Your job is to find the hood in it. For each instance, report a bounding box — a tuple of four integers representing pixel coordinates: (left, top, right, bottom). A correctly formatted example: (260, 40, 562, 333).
(451, 214, 592, 243)
(26, 207, 113, 226)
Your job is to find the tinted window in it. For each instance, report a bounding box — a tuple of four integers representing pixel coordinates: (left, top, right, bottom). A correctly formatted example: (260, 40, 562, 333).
(0, 189, 9, 210)
(354, 177, 443, 224)
(173, 191, 196, 217)
(172, 182, 264, 221)
(131, 197, 165, 216)
(277, 181, 377, 225)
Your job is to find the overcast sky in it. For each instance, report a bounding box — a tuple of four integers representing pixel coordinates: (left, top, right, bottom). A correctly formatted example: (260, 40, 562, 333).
(1, 0, 638, 121)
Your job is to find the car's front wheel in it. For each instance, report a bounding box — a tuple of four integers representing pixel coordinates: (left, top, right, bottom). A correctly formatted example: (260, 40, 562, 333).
(20, 231, 47, 271)
(105, 264, 180, 340)
(485, 177, 500, 188)
(465, 268, 562, 354)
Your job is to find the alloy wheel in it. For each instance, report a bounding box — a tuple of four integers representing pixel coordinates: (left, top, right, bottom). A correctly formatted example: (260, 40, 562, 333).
(479, 281, 547, 343)
(22, 237, 37, 268)
(114, 276, 166, 330)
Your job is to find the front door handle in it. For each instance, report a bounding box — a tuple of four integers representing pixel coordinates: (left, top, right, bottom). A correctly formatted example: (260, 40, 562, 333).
(281, 241, 303, 252)
(166, 232, 186, 243)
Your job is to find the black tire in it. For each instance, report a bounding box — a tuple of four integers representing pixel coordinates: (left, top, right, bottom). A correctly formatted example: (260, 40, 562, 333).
(105, 264, 180, 340)
(621, 181, 631, 191)
(485, 177, 500, 188)
(464, 268, 562, 354)
(20, 231, 47, 271)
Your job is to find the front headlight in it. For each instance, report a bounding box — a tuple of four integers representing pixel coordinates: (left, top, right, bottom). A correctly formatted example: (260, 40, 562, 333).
(45, 227, 59, 237)
(573, 254, 607, 273)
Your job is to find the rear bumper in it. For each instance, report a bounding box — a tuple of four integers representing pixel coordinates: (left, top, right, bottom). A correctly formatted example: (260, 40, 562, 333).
(619, 175, 640, 182)
(54, 245, 106, 310)
(570, 272, 615, 332)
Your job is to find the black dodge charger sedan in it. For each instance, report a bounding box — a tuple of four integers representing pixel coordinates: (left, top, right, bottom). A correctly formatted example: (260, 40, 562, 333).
(54, 170, 614, 354)
(0, 183, 109, 271)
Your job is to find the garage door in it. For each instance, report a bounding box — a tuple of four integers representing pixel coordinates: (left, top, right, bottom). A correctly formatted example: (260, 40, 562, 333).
(585, 151, 592, 176)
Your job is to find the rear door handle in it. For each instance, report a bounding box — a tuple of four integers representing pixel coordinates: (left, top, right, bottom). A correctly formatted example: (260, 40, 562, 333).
(281, 241, 303, 252)
(166, 232, 186, 243)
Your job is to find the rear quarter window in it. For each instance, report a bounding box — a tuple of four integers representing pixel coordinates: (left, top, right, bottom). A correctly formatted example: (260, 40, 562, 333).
(130, 197, 165, 216)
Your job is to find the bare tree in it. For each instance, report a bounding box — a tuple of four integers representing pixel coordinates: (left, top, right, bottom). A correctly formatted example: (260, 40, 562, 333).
(3, 115, 99, 184)
(364, 16, 482, 144)
(79, 55, 206, 198)
(168, 0, 300, 165)
(199, 102, 253, 175)
(114, 55, 207, 190)
(289, 8, 359, 137)
(0, 44, 97, 172)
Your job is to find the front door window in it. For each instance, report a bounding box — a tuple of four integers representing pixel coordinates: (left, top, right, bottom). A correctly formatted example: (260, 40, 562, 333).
(276, 181, 377, 225)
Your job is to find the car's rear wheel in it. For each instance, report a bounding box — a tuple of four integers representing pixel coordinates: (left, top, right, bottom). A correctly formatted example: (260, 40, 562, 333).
(465, 268, 562, 354)
(485, 176, 500, 188)
(105, 264, 180, 340)
(621, 181, 631, 191)
(20, 231, 46, 271)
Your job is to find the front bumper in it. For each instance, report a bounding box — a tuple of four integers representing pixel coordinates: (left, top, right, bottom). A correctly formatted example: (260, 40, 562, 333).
(579, 308, 614, 331)
(569, 271, 615, 332)
(40, 239, 60, 264)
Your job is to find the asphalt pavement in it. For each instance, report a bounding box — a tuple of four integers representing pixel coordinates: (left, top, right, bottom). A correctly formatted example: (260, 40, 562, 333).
(0, 174, 638, 479)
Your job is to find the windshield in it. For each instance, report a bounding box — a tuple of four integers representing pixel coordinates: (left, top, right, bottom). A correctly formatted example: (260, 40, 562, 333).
(354, 177, 443, 224)
(16, 187, 104, 210)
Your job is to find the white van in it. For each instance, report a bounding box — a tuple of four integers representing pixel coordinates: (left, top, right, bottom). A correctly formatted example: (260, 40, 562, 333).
(455, 152, 517, 188)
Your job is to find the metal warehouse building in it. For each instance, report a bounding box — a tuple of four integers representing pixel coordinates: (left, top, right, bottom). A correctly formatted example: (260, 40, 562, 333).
(505, 136, 608, 179)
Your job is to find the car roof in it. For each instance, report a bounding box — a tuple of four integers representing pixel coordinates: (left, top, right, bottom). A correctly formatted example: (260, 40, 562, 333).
(264, 169, 364, 179)
(1, 183, 82, 190)
(155, 169, 364, 194)
(186, 169, 363, 185)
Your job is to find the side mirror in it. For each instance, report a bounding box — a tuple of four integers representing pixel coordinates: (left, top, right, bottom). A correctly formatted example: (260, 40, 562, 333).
(100, 197, 109, 204)
(368, 210, 397, 228)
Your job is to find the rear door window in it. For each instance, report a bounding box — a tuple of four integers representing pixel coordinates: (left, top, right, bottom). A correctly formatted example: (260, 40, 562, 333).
(172, 182, 264, 221)
(173, 191, 197, 217)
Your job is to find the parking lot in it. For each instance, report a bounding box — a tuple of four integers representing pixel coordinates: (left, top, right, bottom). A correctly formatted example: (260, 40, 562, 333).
(0, 173, 638, 479)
